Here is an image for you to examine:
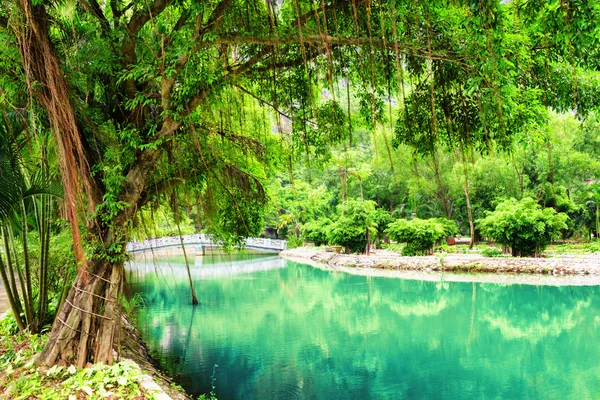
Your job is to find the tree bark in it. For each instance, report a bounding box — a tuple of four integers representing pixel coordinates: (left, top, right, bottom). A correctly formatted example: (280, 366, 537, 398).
(37, 253, 123, 367)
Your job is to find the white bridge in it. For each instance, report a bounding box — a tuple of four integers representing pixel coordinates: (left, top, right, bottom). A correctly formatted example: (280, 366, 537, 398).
(126, 234, 287, 254)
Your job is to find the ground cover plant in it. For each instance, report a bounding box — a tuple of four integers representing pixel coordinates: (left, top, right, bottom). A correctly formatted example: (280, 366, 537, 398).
(0, 311, 187, 399)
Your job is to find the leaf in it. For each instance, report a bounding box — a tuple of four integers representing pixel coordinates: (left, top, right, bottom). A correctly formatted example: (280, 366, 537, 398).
(67, 365, 77, 375)
(81, 385, 94, 396)
(46, 365, 59, 376)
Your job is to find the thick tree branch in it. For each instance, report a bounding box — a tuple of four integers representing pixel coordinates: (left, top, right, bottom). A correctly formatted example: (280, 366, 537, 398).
(122, 0, 169, 70)
(159, 0, 235, 111)
(83, 0, 110, 33)
(125, 0, 168, 36)
(255, 47, 328, 72)
(121, 0, 170, 108)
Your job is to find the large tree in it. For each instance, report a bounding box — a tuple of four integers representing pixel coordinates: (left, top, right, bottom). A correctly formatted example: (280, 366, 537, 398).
(0, 0, 593, 367)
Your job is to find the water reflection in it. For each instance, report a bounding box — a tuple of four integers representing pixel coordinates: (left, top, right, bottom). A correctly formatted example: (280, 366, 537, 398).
(126, 254, 600, 400)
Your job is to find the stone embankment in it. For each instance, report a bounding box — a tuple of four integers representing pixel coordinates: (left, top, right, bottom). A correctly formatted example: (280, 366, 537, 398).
(281, 248, 600, 285)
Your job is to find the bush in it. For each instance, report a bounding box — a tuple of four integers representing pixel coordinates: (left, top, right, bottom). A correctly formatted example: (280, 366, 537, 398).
(302, 218, 333, 246)
(478, 197, 568, 257)
(373, 208, 394, 245)
(481, 247, 504, 257)
(286, 235, 304, 249)
(328, 199, 377, 253)
(433, 218, 459, 238)
(386, 218, 447, 256)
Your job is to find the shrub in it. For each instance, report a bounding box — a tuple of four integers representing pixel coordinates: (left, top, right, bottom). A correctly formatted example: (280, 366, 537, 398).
(478, 197, 568, 257)
(386, 218, 446, 256)
(481, 247, 503, 257)
(302, 218, 333, 246)
(373, 208, 394, 245)
(328, 199, 377, 253)
(286, 235, 304, 249)
(433, 218, 459, 238)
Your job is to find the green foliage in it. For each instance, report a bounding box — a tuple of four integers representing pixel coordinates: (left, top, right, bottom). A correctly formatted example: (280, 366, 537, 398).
(373, 208, 394, 242)
(0, 313, 160, 399)
(285, 235, 304, 249)
(478, 198, 568, 257)
(302, 218, 333, 246)
(481, 247, 504, 258)
(132, 205, 196, 240)
(386, 218, 447, 256)
(328, 199, 377, 253)
(0, 312, 47, 370)
(121, 293, 148, 323)
(0, 121, 66, 332)
(432, 218, 459, 238)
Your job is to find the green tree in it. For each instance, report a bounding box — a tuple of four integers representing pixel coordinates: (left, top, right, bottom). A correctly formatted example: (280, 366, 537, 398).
(302, 217, 333, 246)
(478, 198, 568, 257)
(328, 199, 377, 254)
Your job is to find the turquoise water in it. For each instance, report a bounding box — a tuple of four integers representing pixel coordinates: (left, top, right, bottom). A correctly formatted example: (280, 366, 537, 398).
(126, 253, 600, 400)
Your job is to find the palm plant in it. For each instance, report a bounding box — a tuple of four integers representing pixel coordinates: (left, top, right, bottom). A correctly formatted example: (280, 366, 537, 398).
(0, 120, 63, 332)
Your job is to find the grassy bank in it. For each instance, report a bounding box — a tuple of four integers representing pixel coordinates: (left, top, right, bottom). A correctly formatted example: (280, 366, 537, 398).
(0, 312, 192, 400)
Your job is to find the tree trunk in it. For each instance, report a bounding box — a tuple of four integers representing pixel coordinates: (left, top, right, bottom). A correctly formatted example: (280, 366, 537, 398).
(14, 0, 184, 367)
(594, 205, 600, 239)
(463, 185, 475, 250)
(37, 252, 123, 367)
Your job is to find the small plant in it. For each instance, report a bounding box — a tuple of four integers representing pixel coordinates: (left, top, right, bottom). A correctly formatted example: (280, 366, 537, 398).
(381, 243, 405, 253)
(285, 235, 304, 249)
(121, 293, 148, 322)
(198, 364, 219, 399)
(481, 247, 504, 257)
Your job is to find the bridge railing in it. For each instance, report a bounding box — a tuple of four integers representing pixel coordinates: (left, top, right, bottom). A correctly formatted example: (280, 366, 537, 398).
(126, 234, 286, 252)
